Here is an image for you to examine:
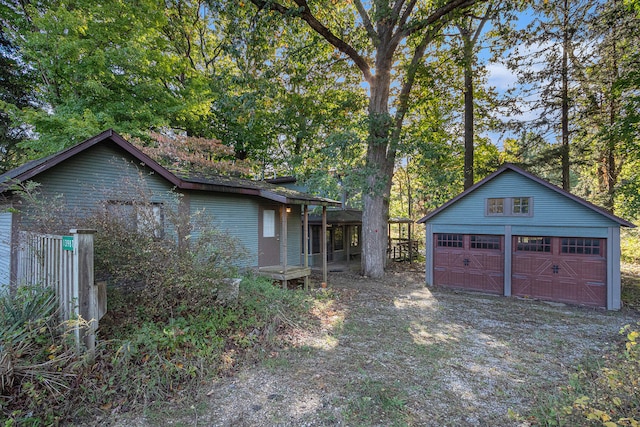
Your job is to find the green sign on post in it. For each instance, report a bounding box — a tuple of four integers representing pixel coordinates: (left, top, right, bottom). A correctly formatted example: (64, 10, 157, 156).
(62, 236, 74, 251)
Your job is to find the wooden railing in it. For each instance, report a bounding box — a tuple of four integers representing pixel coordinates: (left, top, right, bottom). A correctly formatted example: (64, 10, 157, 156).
(16, 229, 104, 353)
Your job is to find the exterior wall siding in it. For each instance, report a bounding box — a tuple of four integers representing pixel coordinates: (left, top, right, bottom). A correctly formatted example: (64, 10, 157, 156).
(0, 209, 12, 290)
(187, 191, 259, 268)
(427, 171, 618, 228)
(32, 144, 177, 215)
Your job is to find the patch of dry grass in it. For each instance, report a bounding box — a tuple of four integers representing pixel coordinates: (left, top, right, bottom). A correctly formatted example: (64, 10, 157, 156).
(105, 265, 638, 427)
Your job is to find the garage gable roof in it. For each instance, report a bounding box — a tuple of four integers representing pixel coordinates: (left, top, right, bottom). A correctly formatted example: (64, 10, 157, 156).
(416, 163, 635, 228)
(0, 129, 340, 207)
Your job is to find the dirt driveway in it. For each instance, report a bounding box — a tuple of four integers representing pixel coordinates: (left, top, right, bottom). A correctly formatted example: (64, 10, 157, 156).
(125, 265, 638, 426)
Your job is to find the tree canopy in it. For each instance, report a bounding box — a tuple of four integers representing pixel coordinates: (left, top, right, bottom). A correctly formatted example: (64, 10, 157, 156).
(1, 0, 639, 274)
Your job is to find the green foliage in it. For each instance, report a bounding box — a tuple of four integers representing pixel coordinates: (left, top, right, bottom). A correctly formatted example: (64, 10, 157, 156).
(621, 229, 640, 265)
(1, 276, 314, 424)
(0, 30, 34, 173)
(528, 322, 640, 427)
(0, 285, 81, 425)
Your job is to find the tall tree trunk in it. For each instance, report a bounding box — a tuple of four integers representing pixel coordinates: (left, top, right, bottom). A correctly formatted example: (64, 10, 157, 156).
(560, 0, 570, 191)
(605, 9, 619, 212)
(361, 63, 394, 278)
(462, 33, 474, 190)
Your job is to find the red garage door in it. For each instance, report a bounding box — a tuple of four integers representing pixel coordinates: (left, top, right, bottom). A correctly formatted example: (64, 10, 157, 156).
(511, 236, 607, 307)
(433, 234, 504, 294)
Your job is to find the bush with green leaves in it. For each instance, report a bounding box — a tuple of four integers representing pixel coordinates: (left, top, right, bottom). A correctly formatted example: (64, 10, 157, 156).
(70, 275, 311, 419)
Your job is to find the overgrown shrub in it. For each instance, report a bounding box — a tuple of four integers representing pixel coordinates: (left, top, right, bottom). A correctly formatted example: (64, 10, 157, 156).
(70, 276, 311, 420)
(12, 174, 248, 320)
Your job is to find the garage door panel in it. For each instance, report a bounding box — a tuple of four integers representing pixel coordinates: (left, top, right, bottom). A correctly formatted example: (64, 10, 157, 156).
(583, 283, 607, 306)
(434, 234, 504, 294)
(512, 236, 607, 308)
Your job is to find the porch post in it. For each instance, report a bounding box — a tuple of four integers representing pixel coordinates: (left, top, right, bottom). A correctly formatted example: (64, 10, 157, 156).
(303, 205, 309, 291)
(281, 205, 288, 289)
(408, 221, 413, 263)
(322, 205, 327, 285)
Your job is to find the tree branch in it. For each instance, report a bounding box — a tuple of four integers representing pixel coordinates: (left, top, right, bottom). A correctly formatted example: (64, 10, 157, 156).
(396, 0, 418, 34)
(400, 0, 483, 39)
(354, 0, 379, 46)
(250, 0, 374, 84)
(471, 4, 493, 45)
(388, 22, 445, 161)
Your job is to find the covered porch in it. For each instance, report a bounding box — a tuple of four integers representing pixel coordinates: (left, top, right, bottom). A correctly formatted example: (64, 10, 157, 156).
(256, 191, 341, 289)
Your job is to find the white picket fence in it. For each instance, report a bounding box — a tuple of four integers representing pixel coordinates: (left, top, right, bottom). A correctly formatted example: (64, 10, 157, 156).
(16, 229, 104, 353)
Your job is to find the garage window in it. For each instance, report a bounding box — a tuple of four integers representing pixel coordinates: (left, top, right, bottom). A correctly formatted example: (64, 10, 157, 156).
(561, 238, 601, 255)
(486, 197, 533, 216)
(437, 234, 463, 248)
(516, 236, 551, 252)
(471, 235, 501, 250)
(487, 198, 504, 215)
(512, 197, 530, 215)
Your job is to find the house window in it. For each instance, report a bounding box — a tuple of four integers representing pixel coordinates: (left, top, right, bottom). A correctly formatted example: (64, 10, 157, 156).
(263, 209, 275, 237)
(137, 203, 164, 238)
(487, 198, 504, 215)
(470, 235, 500, 250)
(561, 238, 601, 255)
(334, 226, 344, 251)
(437, 234, 463, 248)
(512, 197, 530, 215)
(351, 226, 359, 247)
(516, 236, 551, 252)
(106, 201, 164, 238)
(311, 225, 321, 254)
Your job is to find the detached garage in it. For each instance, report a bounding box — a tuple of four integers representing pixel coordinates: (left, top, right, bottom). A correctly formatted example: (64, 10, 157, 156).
(417, 164, 635, 310)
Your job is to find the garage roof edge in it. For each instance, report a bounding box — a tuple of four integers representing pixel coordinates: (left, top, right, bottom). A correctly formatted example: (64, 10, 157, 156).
(416, 163, 636, 228)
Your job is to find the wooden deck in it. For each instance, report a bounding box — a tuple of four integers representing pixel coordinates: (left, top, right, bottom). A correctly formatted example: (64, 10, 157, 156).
(257, 265, 311, 281)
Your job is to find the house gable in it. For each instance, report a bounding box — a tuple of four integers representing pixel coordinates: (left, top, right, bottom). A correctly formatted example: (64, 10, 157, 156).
(32, 142, 177, 214)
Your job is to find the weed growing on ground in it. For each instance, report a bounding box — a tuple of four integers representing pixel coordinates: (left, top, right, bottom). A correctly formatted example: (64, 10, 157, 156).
(344, 377, 409, 426)
(527, 322, 640, 426)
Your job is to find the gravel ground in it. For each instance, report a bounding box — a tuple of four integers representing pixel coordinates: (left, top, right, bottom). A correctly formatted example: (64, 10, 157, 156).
(109, 263, 638, 426)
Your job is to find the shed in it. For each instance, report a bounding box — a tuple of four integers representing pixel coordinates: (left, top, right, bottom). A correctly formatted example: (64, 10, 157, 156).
(416, 164, 635, 310)
(0, 130, 340, 290)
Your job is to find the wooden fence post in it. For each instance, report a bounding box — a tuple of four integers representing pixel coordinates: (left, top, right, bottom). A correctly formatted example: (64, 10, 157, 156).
(71, 229, 96, 355)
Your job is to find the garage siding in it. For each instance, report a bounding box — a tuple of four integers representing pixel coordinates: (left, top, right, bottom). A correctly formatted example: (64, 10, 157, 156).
(426, 171, 619, 229)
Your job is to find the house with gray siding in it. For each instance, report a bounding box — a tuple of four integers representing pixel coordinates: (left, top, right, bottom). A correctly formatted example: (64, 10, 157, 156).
(417, 164, 635, 310)
(0, 130, 339, 288)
